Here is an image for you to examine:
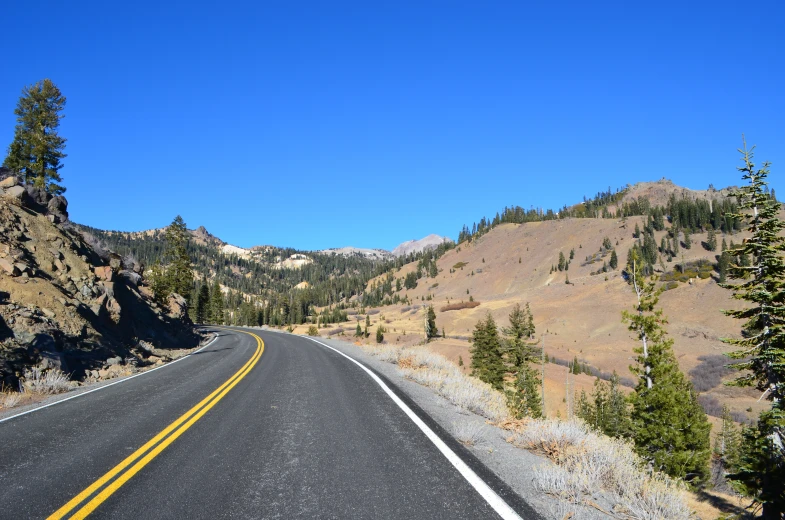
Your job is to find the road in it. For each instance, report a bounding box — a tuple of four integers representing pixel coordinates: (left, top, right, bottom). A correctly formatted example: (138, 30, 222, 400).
(0, 328, 538, 519)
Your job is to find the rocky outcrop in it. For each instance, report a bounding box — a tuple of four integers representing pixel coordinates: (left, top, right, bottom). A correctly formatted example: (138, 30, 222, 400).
(0, 185, 198, 388)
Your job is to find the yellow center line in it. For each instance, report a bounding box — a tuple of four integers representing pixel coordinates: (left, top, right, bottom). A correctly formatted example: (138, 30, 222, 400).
(48, 329, 264, 520)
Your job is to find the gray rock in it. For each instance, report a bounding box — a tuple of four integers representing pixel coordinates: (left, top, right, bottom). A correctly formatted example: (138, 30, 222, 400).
(119, 270, 141, 286)
(0, 258, 20, 276)
(0, 175, 19, 188)
(4, 185, 27, 203)
(106, 356, 122, 366)
(109, 253, 123, 271)
(46, 195, 68, 222)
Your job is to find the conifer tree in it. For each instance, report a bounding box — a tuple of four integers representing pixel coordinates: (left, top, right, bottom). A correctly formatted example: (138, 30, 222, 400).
(196, 281, 210, 323)
(508, 363, 543, 418)
(470, 313, 505, 390)
(3, 79, 67, 193)
(425, 304, 438, 341)
(609, 249, 618, 270)
(501, 303, 535, 367)
(714, 405, 742, 483)
(376, 325, 384, 344)
(706, 227, 717, 251)
(355, 322, 362, 337)
(210, 279, 224, 325)
(683, 228, 692, 249)
(623, 251, 711, 483)
(558, 251, 566, 271)
(163, 216, 194, 302)
(720, 140, 785, 517)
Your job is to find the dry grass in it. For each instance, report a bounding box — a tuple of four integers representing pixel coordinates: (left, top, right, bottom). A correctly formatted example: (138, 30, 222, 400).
(356, 340, 698, 519)
(451, 421, 488, 447)
(364, 344, 509, 422)
(21, 367, 74, 395)
(440, 301, 481, 312)
(509, 418, 690, 520)
(0, 390, 22, 409)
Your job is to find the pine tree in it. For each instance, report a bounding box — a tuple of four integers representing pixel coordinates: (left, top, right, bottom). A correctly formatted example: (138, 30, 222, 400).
(558, 251, 566, 271)
(720, 140, 785, 517)
(508, 363, 543, 418)
(196, 281, 210, 324)
(714, 405, 742, 482)
(706, 227, 717, 251)
(623, 250, 711, 484)
(609, 249, 618, 270)
(683, 228, 692, 249)
(718, 251, 730, 283)
(425, 304, 438, 341)
(210, 279, 224, 325)
(501, 303, 535, 367)
(3, 79, 67, 193)
(355, 322, 362, 337)
(376, 325, 384, 344)
(163, 216, 193, 302)
(470, 313, 505, 390)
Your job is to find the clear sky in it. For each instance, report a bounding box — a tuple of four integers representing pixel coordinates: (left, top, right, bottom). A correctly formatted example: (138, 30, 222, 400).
(1, 1, 783, 251)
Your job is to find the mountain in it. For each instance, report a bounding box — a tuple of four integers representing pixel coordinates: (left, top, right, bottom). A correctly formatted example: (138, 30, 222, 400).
(319, 247, 392, 260)
(391, 234, 454, 257)
(290, 180, 764, 423)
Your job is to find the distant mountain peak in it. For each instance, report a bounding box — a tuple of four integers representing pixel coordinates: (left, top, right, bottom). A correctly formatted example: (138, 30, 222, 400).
(392, 234, 453, 257)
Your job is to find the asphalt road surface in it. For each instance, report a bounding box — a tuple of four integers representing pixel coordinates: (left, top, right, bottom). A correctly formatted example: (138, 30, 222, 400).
(0, 328, 539, 519)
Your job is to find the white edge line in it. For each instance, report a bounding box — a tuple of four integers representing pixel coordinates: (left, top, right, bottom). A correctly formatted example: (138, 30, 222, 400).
(0, 335, 220, 425)
(300, 335, 523, 520)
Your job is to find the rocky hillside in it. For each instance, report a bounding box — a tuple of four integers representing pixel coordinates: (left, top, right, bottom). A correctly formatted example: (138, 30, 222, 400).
(0, 172, 198, 389)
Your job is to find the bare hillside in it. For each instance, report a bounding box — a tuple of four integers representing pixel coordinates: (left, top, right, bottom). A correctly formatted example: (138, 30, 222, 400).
(321, 214, 761, 421)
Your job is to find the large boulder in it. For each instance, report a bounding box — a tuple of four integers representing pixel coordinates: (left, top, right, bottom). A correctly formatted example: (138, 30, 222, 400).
(47, 195, 69, 223)
(108, 253, 123, 271)
(167, 293, 188, 320)
(25, 185, 51, 206)
(94, 265, 114, 282)
(3, 185, 28, 204)
(0, 258, 20, 276)
(0, 175, 19, 189)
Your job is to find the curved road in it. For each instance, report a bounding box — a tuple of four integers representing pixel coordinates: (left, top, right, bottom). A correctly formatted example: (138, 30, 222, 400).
(0, 328, 538, 519)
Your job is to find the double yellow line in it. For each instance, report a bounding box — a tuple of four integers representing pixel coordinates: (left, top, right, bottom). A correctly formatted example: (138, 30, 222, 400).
(48, 329, 264, 520)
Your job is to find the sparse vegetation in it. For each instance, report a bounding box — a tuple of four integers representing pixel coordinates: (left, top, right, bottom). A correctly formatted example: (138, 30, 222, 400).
(511, 419, 690, 519)
(439, 301, 480, 312)
(20, 367, 73, 395)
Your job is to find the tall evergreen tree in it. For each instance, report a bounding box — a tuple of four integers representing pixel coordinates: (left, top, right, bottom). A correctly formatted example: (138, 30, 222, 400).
(425, 304, 438, 341)
(470, 313, 505, 390)
(714, 405, 742, 484)
(196, 280, 210, 324)
(706, 227, 717, 251)
(609, 249, 618, 270)
(501, 303, 535, 367)
(164, 215, 194, 302)
(3, 79, 67, 193)
(623, 251, 711, 484)
(508, 363, 543, 419)
(720, 140, 785, 517)
(210, 279, 224, 325)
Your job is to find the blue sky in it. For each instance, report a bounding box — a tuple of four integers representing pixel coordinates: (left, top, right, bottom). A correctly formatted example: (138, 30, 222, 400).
(1, 1, 783, 251)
